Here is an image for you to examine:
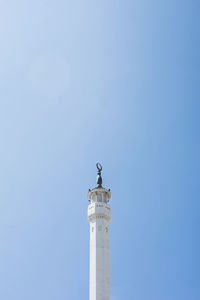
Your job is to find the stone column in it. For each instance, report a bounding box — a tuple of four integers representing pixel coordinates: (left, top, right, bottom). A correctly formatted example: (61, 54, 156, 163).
(88, 187, 111, 300)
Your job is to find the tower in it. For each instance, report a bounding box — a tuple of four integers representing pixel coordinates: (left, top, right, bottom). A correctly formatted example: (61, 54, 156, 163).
(88, 163, 111, 300)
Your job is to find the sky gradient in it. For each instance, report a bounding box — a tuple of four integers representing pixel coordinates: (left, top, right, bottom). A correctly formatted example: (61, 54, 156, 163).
(0, 1, 199, 299)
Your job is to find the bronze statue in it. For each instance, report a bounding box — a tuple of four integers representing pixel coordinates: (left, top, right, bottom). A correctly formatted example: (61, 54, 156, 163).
(96, 163, 102, 187)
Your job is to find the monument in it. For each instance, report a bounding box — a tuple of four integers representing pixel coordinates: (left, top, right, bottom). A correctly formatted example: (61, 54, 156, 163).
(88, 163, 111, 300)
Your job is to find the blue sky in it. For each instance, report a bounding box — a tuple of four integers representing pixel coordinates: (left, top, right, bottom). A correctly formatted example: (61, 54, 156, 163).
(0, 1, 199, 299)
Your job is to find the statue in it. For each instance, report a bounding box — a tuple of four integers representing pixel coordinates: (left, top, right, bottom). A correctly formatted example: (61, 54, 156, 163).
(96, 163, 102, 187)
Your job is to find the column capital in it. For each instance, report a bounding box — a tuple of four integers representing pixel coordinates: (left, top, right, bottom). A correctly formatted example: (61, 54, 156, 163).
(88, 187, 111, 204)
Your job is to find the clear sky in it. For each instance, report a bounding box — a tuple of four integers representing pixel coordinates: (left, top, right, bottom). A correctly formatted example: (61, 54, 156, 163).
(0, 1, 199, 299)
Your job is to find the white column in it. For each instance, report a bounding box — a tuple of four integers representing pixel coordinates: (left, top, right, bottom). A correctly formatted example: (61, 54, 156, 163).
(88, 188, 111, 300)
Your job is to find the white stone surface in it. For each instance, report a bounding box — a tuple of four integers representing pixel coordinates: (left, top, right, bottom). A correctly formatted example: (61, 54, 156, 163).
(88, 188, 111, 300)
